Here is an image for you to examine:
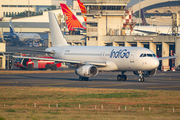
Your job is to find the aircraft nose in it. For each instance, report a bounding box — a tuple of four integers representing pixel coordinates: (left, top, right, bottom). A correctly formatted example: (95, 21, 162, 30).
(152, 58, 159, 69)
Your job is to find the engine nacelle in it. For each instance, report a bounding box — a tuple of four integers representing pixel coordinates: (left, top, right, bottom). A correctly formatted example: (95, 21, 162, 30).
(133, 69, 157, 77)
(75, 65, 98, 77)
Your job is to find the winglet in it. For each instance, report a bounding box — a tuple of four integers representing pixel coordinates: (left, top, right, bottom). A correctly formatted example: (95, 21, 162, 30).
(48, 12, 68, 47)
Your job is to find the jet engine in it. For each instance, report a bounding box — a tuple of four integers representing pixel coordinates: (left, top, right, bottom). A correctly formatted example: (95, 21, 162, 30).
(75, 65, 98, 77)
(133, 69, 157, 77)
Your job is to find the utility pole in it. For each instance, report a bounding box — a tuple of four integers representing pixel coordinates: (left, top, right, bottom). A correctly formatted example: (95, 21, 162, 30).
(28, 0, 30, 17)
(139, 0, 141, 26)
(177, 13, 179, 35)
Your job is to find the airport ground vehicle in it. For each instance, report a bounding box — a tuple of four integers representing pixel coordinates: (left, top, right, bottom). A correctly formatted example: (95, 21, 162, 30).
(14, 56, 61, 70)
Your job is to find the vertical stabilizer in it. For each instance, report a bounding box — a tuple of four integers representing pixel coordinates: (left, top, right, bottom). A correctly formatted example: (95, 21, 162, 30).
(60, 3, 85, 31)
(77, 0, 87, 23)
(9, 20, 15, 34)
(48, 12, 68, 47)
(141, 9, 148, 26)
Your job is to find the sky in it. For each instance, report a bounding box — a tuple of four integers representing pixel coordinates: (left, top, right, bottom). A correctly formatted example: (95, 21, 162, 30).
(128, 0, 144, 6)
(66, 0, 144, 6)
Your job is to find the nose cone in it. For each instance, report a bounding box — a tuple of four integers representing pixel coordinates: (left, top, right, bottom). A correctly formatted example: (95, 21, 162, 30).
(152, 58, 159, 69)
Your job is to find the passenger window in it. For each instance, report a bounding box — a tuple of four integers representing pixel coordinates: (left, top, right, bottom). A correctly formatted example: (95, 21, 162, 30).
(140, 54, 143, 57)
(153, 54, 156, 57)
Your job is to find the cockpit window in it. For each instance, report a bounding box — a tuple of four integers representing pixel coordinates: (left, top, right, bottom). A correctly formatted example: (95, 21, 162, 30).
(147, 54, 153, 57)
(140, 53, 156, 57)
(140, 54, 143, 57)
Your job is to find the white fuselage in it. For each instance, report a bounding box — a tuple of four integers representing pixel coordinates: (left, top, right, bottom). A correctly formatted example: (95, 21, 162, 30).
(46, 46, 159, 72)
(15, 33, 41, 42)
(133, 26, 180, 35)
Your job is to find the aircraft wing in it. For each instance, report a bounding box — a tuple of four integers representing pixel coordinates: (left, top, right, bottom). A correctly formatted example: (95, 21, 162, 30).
(19, 49, 55, 54)
(12, 56, 107, 67)
(158, 55, 177, 60)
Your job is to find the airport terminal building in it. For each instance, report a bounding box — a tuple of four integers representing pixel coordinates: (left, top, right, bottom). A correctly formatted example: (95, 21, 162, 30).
(133, 0, 180, 16)
(0, 0, 66, 18)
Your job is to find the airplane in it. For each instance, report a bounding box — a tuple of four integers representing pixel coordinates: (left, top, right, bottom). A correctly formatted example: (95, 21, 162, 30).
(133, 9, 180, 35)
(60, 3, 86, 31)
(13, 12, 177, 82)
(6, 20, 45, 46)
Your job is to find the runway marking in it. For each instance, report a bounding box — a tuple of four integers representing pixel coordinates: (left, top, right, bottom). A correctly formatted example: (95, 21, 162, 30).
(88, 84, 125, 88)
(147, 86, 180, 89)
(0, 82, 17, 84)
(33, 83, 69, 86)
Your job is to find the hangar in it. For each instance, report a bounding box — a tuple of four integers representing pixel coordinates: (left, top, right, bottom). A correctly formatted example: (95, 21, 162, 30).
(132, 0, 180, 15)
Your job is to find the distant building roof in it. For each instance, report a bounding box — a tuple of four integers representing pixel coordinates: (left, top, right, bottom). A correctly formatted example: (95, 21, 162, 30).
(133, 0, 180, 14)
(0, 22, 49, 28)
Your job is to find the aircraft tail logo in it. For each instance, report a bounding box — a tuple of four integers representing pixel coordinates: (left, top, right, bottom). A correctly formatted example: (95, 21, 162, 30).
(77, 0, 87, 14)
(77, 0, 87, 23)
(60, 3, 85, 31)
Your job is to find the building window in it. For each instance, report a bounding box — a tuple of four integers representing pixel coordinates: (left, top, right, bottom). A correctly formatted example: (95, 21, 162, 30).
(9, 5, 17, 7)
(88, 5, 125, 10)
(87, 23, 98, 27)
(2, 5, 8, 7)
(3, 12, 5, 16)
(0, 57, 2, 67)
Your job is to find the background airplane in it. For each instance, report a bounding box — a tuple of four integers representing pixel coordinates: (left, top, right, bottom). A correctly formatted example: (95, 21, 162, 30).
(13, 12, 177, 82)
(133, 9, 180, 35)
(5, 20, 45, 46)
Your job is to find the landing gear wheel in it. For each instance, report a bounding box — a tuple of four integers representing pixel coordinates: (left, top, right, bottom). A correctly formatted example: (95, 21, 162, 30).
(117, 73, 127, 81)
(139, 77, 145, 82)
(45, 64, 51, 70)
(20, 67, 25, 70)
(51, 64, 57, 70)
(122, 75, 127, 81)
(117, 74, 122, 81)
(79, 76, 89, 81)
(27, 64, 33, 70)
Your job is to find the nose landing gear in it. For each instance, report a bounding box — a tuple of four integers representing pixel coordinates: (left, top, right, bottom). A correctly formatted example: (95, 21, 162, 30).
(138, 71, 145, 82)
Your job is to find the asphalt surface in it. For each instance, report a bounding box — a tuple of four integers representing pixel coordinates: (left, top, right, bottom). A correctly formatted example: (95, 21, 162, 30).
(1, 70, 180, 90)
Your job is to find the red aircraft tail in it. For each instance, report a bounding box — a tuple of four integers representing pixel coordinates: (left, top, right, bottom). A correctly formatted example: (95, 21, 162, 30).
(60, 3, 85, 31)
(77, 0, 87, 14)
(77, 0, 87, 23)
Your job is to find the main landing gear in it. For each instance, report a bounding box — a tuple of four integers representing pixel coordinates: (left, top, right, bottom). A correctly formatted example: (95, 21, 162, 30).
(79, 76, 89, 81)
(138, 71, 145, 82)
(117, 71, 127, 81)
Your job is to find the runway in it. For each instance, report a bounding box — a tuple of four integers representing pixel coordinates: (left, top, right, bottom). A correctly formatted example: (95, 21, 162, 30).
(0, 70, 180, 90)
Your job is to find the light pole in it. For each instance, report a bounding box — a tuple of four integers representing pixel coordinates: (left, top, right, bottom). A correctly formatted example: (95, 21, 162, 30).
(139, 0, 141, 26)
(28, 0, 30, 17)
